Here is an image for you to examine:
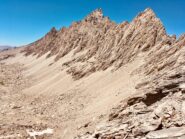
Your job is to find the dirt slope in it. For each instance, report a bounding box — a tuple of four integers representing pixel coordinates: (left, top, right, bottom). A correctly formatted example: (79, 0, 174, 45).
(0, 49, 144, 139)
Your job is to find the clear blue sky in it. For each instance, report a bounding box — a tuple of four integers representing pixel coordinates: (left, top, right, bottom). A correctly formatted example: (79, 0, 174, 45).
(0, 0, 185, 46)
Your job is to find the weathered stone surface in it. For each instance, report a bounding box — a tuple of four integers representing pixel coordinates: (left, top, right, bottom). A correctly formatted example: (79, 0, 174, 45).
(76, 70, 185, 138)
(146, 127, 185, 139)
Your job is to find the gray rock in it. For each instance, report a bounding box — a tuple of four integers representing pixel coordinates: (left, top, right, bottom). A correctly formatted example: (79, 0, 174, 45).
(146, 127, 185, 139)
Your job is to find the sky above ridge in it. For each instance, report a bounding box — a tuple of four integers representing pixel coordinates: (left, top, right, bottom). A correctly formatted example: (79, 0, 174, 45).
(0, 0, 185, 46)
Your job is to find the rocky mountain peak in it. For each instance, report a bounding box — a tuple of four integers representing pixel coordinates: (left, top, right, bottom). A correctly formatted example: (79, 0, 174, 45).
(47, 27, 57, 36)
(144, 8, 155, 15)
(84, 8, 104, 23)
(128, 8, 168, 48)
(133, 8, 158, 23)
(50, 27, 57, 32)
(22, 8, 176, 79)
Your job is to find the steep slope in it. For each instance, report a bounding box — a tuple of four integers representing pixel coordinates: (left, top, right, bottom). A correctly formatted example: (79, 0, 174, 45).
(0, 8, 185, 139)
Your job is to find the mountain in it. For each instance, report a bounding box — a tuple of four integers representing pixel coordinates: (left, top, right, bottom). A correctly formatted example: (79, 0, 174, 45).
(0, 45, 12, 51)
(22, 8, 177, 80)
(0, 8, 185, 139)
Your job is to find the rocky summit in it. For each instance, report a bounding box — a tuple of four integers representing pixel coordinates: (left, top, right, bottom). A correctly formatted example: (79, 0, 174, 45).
(23, 8, 180, 80)
(0, 8, 185, 139)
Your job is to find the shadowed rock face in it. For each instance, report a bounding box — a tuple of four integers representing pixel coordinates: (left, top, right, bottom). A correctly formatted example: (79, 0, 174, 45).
(22, 8, 178, 80)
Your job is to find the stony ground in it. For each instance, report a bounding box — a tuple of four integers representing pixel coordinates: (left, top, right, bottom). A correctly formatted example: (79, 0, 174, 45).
(0, 62, 54, 139)
(77, 71, 185, 138)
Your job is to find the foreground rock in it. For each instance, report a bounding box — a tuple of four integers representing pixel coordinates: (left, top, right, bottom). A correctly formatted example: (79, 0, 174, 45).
(146, 127, 185, 139)
(76, 70, 185, 138)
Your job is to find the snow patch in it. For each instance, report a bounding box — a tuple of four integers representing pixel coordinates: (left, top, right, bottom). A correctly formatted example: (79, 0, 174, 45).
(26, 128, 53, 139)
(179, 83, 185, 89)
(0, 134, 21, 139)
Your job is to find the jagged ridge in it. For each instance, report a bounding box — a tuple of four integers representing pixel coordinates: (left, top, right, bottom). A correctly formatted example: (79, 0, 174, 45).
(22, 8, 183, 80)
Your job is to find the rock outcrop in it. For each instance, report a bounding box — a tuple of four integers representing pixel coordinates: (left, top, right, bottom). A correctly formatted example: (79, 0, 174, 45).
(76, 68, 185, 138)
